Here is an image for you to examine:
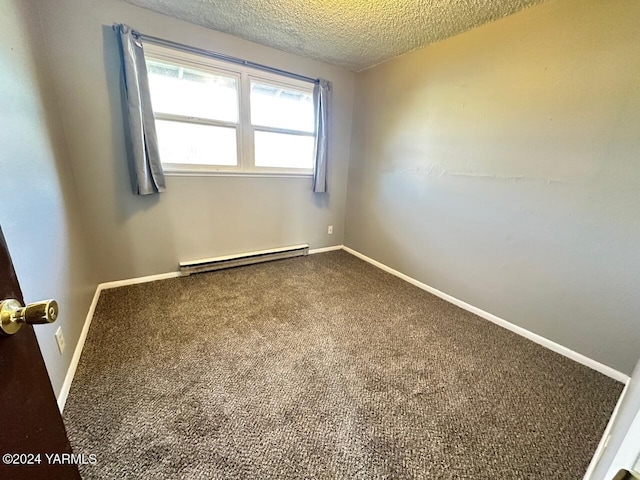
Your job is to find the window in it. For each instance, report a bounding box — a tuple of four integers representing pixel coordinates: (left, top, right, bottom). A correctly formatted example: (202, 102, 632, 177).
(144, 44, 316, 176)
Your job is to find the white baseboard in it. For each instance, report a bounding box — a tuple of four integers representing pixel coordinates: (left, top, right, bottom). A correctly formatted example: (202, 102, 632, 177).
(309, 245, 344, 254)
(342, 246, 629, 384)
(583, 379, 631, 480)
(99, 271, 182, 290)
(57, 285, 102, 412)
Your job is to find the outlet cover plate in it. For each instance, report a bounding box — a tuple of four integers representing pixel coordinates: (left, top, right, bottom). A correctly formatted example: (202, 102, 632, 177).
(55, 327, 65, 355)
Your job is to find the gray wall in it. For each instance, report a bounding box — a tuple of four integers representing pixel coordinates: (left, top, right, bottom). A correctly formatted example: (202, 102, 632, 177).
(345, 0, 640, 374)
(0, 0, 98, 395)
(36, 0, 356, 283)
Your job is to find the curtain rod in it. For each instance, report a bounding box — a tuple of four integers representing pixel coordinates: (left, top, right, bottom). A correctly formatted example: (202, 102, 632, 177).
(124, 27, 320, 85)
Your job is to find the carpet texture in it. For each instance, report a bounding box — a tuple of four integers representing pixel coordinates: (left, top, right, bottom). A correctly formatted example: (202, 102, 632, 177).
(64, 251, 622, 479)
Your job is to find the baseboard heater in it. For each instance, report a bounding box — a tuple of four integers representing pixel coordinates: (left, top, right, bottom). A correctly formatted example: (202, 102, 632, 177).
(179, 244, 309, 276)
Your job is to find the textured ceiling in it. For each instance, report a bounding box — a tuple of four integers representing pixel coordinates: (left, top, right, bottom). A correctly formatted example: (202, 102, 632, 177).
(124, 0, 545, 71)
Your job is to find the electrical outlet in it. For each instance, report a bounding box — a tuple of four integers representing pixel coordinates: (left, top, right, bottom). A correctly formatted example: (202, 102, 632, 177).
(55, 327, 65, 355)
(328, 225, 333, 235)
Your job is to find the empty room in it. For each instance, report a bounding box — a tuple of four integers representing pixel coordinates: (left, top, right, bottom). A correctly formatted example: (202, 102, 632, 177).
(1, 0, 639, 478)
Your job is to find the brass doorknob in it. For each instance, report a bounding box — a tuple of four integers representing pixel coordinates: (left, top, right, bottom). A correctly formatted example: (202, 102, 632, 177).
(0, 299, 58, 336)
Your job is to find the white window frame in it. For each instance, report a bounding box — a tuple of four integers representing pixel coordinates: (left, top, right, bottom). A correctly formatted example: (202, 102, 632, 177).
(144, 43, 316, 177)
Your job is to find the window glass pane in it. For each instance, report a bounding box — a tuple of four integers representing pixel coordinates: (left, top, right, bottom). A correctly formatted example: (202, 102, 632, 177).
(156, 120, 237, 166)
(147, 59, 238, 123)
(250, 81, 314, 133)
(254, 131, 314, 169)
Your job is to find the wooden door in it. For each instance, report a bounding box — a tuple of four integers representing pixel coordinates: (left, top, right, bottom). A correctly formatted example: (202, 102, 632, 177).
(0, 225, 80, 479)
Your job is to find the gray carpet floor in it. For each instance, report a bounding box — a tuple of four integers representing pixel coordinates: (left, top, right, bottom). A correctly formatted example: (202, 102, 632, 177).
(64, 250, 622, 479)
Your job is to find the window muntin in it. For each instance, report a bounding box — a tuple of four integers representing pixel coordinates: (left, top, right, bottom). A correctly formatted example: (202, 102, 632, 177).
(144, 44, 317, 175)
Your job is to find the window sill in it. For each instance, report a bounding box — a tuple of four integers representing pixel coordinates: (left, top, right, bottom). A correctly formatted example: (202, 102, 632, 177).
(163, 168, 313, 178)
